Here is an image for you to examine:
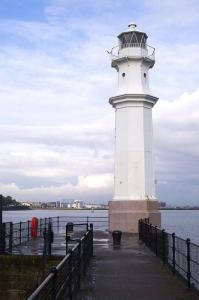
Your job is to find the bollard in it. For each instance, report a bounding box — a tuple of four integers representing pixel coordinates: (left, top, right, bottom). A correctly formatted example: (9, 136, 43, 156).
(112, 230, 122, 246)
(67, 222, 74, 232)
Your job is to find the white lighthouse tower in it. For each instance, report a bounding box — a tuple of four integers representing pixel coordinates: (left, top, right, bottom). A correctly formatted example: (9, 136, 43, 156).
(109, 23, 161, 233)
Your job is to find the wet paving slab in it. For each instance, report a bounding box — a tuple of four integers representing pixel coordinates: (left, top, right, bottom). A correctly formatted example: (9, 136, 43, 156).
(10, 230, 199, 300)
(79, 231, 199, 300)
(12, 229, 88, 256)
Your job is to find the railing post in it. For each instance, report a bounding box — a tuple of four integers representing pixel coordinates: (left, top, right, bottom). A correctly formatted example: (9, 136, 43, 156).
(68, 250, 73, 300)
(19, 221, 22, 244)
(142, 220, 147, 244)
(9, 222, 13, 253)
(43, 228, 47, 257)
(90, 223, 93, 257)
(138, 220, 141, 240)
(57, 216, 59, 232)
(172, 233, 176, 274)
(149, 224, 152, 249)
(1, 223, 5, 254)
(51, 267, 57, 300)
(140, 219, 143, 241)
(186, 238, 191, 288)
(66, 224, 69, 255)
(47, 223, 53, 257)
(28, 220, 30, 240)
(155, 225, 158, 256)
(162, 229, 166, 264)
(39, 219, 42, 236)
(78, 241, 81, 289)
(0, 194, 4, 254)
(145, 222, 148, 246)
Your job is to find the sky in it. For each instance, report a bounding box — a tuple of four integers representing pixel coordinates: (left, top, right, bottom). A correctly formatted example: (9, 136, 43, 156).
(0, 0, 199, 206)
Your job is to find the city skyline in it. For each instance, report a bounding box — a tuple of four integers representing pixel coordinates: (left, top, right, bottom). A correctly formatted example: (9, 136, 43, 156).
(0, 0, 199, 205)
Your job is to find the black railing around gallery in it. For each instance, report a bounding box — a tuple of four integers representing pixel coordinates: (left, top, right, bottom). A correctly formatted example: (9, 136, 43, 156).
(139, 218, 199, 290)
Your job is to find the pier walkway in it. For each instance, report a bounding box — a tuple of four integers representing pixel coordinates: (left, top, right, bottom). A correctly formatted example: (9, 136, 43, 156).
(6, 223, 199, 300)
(80, 231, 199, 300)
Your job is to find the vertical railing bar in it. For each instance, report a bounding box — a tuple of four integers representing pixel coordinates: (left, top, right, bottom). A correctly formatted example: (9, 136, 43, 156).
(52, 267, 57, 300)
(66, 224, 69, 255)
(28, 220, 30, 240)
(19, 221, 22, 245)
(162, 229, 166, 264)
(78, 241, 81, 289)
(57, 216, 59, 232)
(155, 226, 158, 256)
(186, 238, 191, 288)
(68, 250, 73, 300)
(9, 222, 13, 254)
(172, 233, 176, 274)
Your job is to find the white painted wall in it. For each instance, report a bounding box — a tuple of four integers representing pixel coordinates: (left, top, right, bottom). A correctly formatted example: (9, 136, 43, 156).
(113, 99, 156, 200)
(110, 28, 158, 201)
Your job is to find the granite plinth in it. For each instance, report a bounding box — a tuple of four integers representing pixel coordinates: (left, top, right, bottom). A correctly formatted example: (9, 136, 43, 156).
(109, 200, 161, 233)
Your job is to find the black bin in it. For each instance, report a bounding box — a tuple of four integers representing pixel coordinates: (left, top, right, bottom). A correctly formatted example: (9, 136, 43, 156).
(67, 222, 74, 232)
(112, 230, 122, 245)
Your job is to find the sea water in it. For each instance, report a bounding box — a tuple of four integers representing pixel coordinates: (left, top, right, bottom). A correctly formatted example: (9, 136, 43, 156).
(3, 209, 199, 244)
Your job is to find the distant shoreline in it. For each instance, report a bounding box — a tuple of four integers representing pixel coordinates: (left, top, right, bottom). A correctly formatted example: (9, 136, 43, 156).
(2, 206, 31, 211)
(160, 208, 199, 210)
(31, 207, 107, 210)
(3, 207, 199, 211)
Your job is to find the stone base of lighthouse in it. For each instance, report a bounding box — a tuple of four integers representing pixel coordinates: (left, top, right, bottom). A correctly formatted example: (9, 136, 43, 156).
(109, 200, 161, 233)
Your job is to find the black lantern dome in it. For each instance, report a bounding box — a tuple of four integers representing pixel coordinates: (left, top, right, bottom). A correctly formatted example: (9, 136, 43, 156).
(118, 23, 148, 49)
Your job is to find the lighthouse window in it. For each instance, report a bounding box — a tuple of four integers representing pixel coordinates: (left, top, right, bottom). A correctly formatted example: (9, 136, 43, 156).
(122, 72, 125, 78)
(144, 73, 146, 78)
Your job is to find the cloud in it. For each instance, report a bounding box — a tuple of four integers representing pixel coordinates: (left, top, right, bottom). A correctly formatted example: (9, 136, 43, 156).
(154, 89, 199, 204)
(0, 0, 198, 206)
(0, 173, 113, 203)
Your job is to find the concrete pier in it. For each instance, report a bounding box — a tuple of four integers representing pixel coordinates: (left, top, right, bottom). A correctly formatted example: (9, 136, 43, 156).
(7, 229, 199, 299)
(81, 232, 199, 300)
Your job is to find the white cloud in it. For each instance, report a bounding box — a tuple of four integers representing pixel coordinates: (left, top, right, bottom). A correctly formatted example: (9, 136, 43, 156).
(0, 173, 113, 203)
(0, 0, 199, 205)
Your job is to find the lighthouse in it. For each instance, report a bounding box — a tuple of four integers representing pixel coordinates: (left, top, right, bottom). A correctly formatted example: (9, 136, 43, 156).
(109, 23, 161, 233)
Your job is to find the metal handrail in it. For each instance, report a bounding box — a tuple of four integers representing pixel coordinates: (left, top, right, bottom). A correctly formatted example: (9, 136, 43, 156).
(2, 215, 107, 254)
(110, 43, 155, 60)
(139, 219, 198, 290)
(27, 225, 93, 300)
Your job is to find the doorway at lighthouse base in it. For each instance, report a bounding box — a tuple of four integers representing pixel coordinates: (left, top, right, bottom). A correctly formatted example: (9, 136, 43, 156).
(108, 200, 161, 233)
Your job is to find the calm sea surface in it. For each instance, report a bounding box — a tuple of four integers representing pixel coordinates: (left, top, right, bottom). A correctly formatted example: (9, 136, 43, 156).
(3, 209, 199, 244)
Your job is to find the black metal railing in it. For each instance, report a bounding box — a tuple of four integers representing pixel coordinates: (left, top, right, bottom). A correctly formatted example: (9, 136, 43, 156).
(1, 215, 107, 254)
(139, 218, 199, 290)
(27, 224, 93, 300)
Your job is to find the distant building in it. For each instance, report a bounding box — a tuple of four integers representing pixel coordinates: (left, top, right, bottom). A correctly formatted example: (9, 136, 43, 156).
(72, 200, 84, 209)
(60, 199, 74, 208)
(46, 202, 56, 208)
(21, 202, 31, 207)
(84, 204, 102, 209)
(31, 202, 42, 208)
(56, 201, 61, 208)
